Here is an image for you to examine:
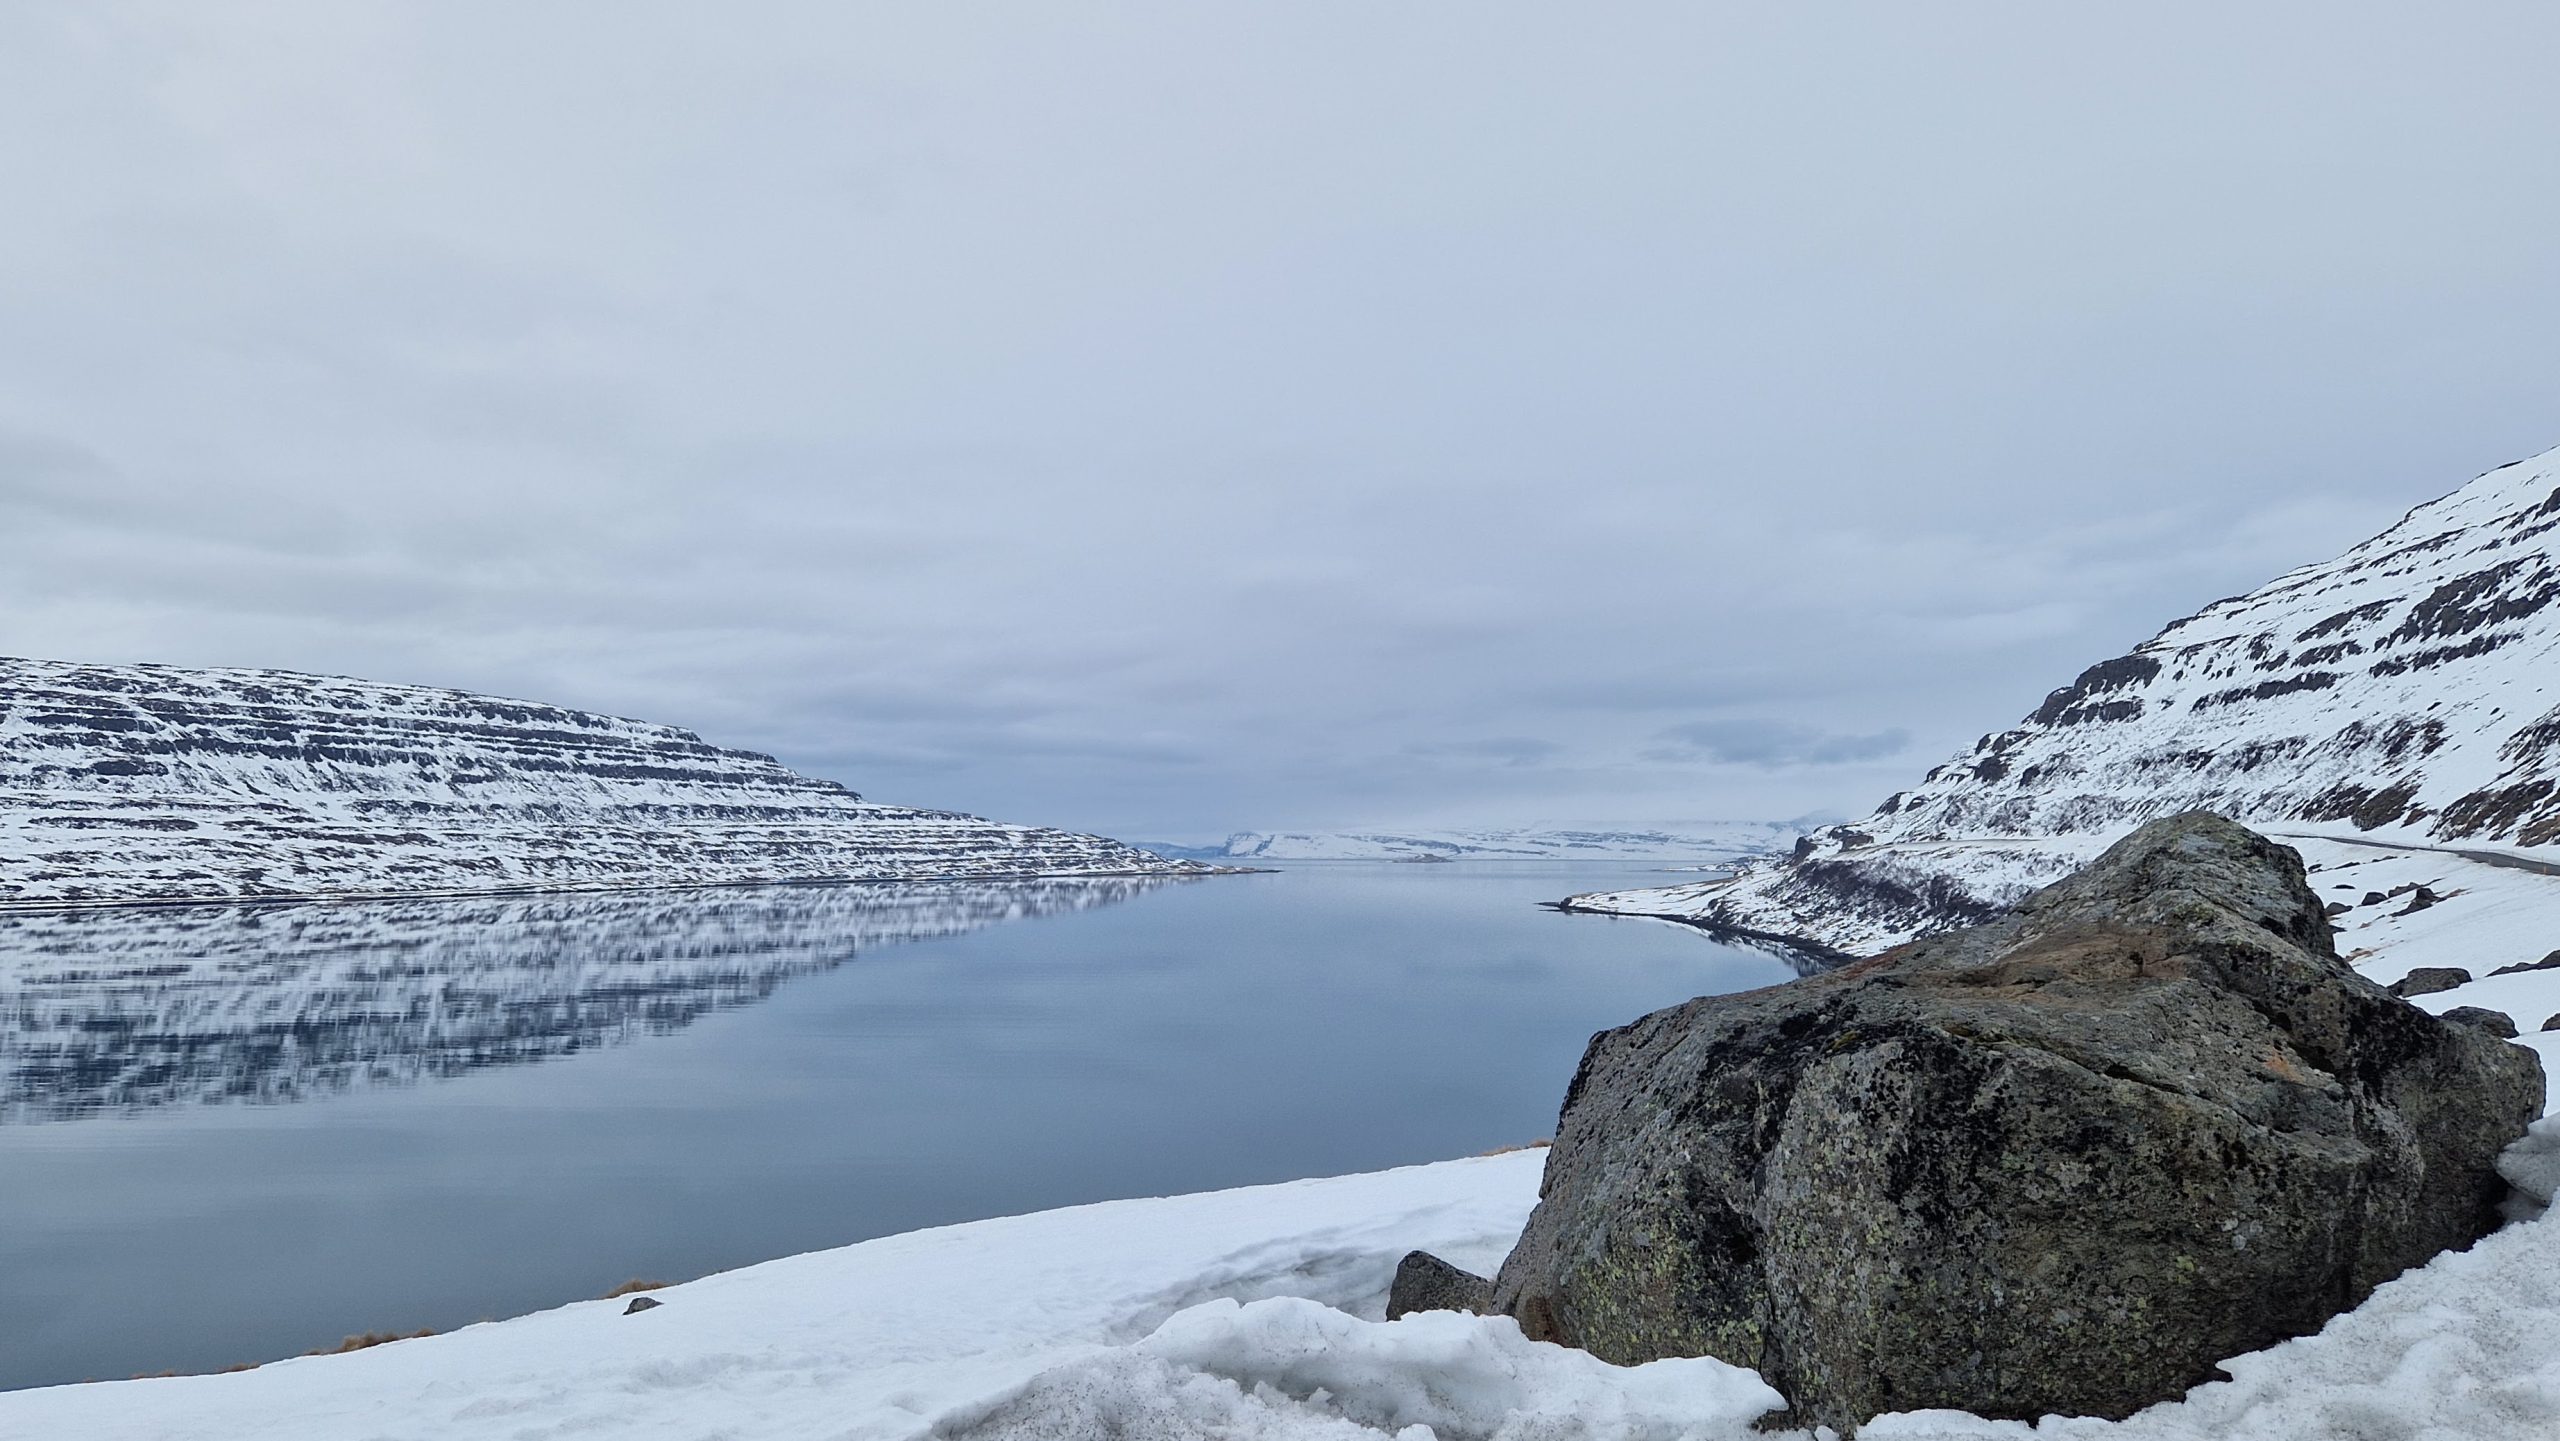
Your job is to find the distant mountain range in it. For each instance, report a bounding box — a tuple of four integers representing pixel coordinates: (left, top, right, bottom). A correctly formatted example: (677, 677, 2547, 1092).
(0, 657, 1202, 908)
(1571, 443, 2560, 955)
(1141, 824, 1817, 862)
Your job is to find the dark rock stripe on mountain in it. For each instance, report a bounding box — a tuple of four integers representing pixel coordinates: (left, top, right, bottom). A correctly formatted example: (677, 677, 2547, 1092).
(0, 656, 1201, 907)
(1568, 443, 2560, 954)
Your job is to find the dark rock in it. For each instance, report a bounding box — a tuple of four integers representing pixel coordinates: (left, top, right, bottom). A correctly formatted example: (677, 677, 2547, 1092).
(2394, 885, 2441, 916)
(2389, 966, 2473, 998)
(1385, 1250, 1494, 1319)
(2543, 1014, 2560, 1033)
(1490, 813, 2542, 1434)
(2443, 1007, 2520, 1039)
(2489, 949, 2560, 978)
(622, 1296, 663, 1315)
(2362, 891, 2389, 906)
(2324, 901, 2351, 916)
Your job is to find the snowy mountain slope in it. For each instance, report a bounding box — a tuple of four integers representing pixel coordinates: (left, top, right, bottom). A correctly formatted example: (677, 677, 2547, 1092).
(0, 875, 1171, 1122)
(1572, 443, 2560, 953)
(0, 656, 1202, 906)
(1174, 824, 1803, 861)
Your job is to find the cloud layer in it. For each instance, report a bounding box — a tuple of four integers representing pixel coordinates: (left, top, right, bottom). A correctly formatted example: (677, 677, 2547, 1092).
(6, 4, 2560, 839)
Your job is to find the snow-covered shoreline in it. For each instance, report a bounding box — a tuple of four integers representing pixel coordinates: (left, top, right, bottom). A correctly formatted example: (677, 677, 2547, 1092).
(8, 855, 2557, 1438)
(6, 1128, 2553, 1440)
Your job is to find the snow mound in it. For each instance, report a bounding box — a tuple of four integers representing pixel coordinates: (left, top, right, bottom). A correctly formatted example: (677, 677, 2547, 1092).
(939, 1297, 1783, 1441)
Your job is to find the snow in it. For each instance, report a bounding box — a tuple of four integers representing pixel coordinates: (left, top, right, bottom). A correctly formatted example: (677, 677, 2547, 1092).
(0, 1152, 1554, 1440)
(941, 1300, 1781, 1441)
(11, 1105, 2558, 1441)
(1567, 444, 2560, 955)
(0, 656, 1203, 907)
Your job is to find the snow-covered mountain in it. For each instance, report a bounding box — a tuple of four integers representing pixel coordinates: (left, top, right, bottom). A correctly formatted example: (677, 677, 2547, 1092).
(1156, 824, 1806, 862)
(1571, 444, 2560, 955)
(0, 875, 1170, 1122)
(0, 657, 1201, 907)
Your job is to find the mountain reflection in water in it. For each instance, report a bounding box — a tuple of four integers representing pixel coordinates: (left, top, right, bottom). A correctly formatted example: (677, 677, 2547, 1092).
(0, 877, 1176, 1122)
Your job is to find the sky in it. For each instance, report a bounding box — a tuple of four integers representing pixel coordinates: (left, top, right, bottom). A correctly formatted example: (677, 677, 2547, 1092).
(6, 4, 2560, 843)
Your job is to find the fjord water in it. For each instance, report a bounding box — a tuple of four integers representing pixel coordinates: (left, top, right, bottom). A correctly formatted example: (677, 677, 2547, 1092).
(0, 862, 1792, 1391)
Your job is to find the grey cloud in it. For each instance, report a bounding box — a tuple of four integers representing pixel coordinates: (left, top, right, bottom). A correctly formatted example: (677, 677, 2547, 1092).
(1400, 737, 1564, 768)
(1646, 721, 1913, 769)
(2, 5, 2558, 838)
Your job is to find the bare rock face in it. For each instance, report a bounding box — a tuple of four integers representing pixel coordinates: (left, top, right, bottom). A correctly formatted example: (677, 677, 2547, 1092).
(1491, 813, 2542, 1433)
(1384, 1250, 1493, 1319)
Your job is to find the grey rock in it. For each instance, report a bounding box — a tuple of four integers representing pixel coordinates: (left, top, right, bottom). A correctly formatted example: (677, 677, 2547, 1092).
(1491, 813, 2542, 1434)
(2443, 1007, 2520, 1039)
(1385, 1250, 1494, 1319)
(2389, 966, 2473, 998)
(2543, 1014, 2560, 1033)
(622, 1296, 663, 1314)
(2489, 949, 2560, 978)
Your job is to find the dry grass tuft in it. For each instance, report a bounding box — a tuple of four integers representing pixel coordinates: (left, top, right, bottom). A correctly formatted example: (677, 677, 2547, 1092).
(310, 1328, 435, 1356)
(1477, 1138, 1553, 1156)
(601, 1278, 671, 1299)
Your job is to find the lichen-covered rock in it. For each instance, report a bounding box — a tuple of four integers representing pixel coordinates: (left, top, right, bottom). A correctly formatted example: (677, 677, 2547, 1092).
(1491, 812, 2542, 1434)
(1384, 1250, 1493, 1319)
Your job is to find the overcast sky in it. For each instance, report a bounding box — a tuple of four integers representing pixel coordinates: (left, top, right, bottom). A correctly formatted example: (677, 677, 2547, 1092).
(6, 4, 2560, 841)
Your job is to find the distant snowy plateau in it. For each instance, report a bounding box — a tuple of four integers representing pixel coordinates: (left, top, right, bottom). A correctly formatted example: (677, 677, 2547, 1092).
(1573, 443, 2560, 958)
(1152, 824, 1805, 861)
(0, 657, 1202, 907)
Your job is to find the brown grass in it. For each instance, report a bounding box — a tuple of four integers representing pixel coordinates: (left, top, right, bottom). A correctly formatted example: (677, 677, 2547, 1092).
(1477, 1138, 1553, 1156)
(309, 1328, 436, 1356)
(601, 1278, 671, 1299)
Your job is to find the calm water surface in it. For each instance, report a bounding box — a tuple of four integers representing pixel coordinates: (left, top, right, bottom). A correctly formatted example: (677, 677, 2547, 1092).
(0, 861, 1793, 1390)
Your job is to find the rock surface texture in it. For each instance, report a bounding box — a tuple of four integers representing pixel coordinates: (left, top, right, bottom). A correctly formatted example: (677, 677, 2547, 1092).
(0, 656, 1201, 906)
(1384, 1250, 1494, 1320)
(1494, 813, 2542, 1433)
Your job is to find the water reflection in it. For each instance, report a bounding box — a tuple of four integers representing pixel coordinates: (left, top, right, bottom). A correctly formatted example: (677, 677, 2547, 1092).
(0, 877, 1174, 1122)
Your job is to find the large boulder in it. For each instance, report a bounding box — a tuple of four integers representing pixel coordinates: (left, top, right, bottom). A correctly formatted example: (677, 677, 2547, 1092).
(1491, 813, 2542, 1433)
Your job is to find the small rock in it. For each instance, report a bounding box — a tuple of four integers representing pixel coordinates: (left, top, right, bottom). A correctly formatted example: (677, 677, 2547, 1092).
(2389, 967, 2473, 998)
(2324, 901, 2351, 916)
(2443, 1007, 2520, 1040)
(2394, 886, 2441, 916)
(623, 1296, 663, 1315)
(2542, 1014, 2560, 1033)
(1386, 1250, 1493, 1319)
(2490, 949, 2560, 978)
(2361, 891, 2389, 906)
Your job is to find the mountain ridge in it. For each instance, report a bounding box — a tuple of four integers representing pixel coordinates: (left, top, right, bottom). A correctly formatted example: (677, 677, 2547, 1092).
(1569, 443, 2560, 954)
(0, 654, 1202, 907)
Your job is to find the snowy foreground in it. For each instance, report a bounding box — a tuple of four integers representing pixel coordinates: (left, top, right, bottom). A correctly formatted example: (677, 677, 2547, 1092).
(11, 846, 2560, 1440)
(10, 1130, 2559, 1438)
